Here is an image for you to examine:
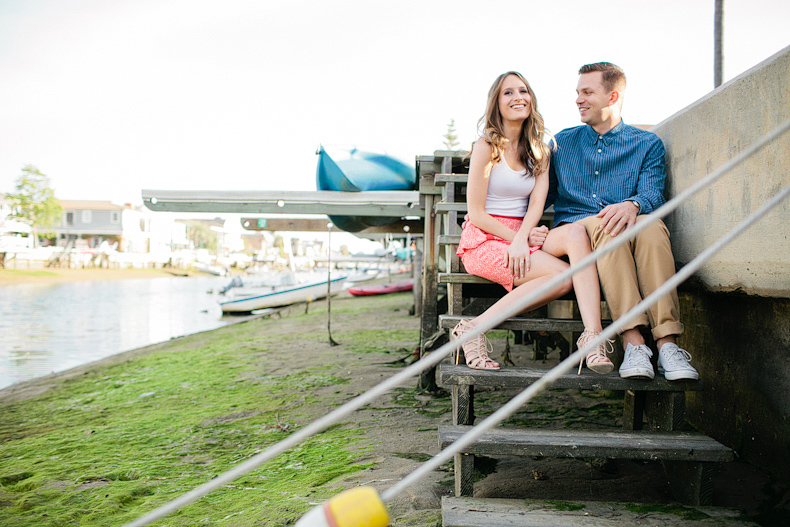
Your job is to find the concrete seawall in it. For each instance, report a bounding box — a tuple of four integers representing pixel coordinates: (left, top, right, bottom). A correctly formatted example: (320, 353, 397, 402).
(652, 45, 790, 477)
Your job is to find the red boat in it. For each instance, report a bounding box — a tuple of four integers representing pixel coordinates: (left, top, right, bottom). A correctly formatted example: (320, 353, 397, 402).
(348, 279, 414, 296)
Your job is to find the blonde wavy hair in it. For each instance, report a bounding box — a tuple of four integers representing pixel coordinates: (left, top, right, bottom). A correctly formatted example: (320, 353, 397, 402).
(478, 71, 553, 175)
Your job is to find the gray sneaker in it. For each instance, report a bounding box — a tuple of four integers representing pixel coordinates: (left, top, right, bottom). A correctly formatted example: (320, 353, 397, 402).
(658, 343, 699, 381)
(619, 343, 655, 379)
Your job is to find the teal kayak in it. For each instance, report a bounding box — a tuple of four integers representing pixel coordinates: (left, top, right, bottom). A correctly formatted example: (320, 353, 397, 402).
(316, 145, 416, 232)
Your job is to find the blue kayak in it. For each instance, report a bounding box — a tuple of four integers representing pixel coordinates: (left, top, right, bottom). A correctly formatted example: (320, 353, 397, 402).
(316, 145, 416, 232)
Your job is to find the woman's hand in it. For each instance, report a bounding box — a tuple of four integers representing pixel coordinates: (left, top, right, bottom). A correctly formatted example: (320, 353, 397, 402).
(528, 225, 548, 247)
(506, 237, 531, 279)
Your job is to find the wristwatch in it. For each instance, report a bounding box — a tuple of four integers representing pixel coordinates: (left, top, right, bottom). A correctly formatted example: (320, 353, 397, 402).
(629, 200, 641, 212)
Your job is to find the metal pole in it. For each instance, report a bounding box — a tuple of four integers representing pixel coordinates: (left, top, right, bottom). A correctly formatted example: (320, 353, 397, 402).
(327, 222, 339, 346)
(714, 0, 724, 87)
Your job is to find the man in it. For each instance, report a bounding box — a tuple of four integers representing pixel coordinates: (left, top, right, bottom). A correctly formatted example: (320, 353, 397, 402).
(545, 61, 698, 381)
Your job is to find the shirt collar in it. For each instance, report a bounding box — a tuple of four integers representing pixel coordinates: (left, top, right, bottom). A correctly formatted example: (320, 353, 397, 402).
(586, 119, 626, 146)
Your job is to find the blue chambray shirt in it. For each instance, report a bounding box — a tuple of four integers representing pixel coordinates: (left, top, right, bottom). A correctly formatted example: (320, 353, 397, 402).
(547, 120, 667, 227)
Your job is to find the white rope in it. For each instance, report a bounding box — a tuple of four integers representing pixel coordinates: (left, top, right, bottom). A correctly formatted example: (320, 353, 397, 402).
(381, 183, 790, 502)
(122, 118, 790, 527)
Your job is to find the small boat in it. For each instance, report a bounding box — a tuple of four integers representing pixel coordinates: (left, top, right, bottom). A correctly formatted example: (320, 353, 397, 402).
(316, 145, 416, 233)
(220, 275, 347, 314)
(348, 278, 414, 296)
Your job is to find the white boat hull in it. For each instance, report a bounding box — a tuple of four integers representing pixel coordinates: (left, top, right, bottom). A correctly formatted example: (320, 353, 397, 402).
(220, 276, 347, 313)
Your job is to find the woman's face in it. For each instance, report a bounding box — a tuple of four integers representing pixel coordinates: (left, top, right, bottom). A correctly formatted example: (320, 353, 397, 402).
(498, 74, 532, 123)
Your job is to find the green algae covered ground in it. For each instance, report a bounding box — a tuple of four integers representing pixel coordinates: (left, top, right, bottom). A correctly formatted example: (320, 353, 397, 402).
(0, 291, 423, 526)
(2, 284, 786, 527)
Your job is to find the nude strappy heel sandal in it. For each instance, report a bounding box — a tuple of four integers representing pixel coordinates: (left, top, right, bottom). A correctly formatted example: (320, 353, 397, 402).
(576, 328, 614, 374)
(451, 319, 500, 371)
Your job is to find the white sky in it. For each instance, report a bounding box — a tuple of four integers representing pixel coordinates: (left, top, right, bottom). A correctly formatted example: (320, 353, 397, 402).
(1, 0, 788, 211)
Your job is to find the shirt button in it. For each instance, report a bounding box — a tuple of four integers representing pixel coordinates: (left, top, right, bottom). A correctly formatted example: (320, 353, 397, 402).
(592, 194, 597, 198)
(595, 171, 599, 175)
(598, 148, 602, 153)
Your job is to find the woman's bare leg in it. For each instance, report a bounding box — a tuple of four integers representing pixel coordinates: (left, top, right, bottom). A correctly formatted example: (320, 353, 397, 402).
(539, 223, 613, 373)
(541, 223, 602, 333)
(469, 250, 573, 330)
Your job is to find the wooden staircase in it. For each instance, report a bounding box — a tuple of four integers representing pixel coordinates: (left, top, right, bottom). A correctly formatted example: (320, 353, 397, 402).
(415, 151, 734, 512)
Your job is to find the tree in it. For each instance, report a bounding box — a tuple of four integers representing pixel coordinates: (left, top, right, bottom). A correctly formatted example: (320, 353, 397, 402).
(443, 119, 460, 150)
(6, 165, 63, 247)
(185, 220, 218, 250)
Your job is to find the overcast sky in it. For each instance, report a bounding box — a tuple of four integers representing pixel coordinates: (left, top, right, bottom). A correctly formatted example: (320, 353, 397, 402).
(1, 0, 788, 210)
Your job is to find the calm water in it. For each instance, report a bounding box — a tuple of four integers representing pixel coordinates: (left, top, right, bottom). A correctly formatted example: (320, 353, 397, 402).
(0, 276, 235, 390)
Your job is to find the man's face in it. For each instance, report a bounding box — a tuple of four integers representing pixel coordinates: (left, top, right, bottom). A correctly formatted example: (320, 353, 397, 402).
(575, 72, 613, 128)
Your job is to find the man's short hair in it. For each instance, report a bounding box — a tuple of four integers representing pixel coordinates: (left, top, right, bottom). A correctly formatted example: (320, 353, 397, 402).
(579, 62, 626, 93)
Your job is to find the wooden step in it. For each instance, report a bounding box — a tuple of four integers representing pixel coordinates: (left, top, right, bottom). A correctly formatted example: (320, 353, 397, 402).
(436, 201, 468, 213)
(440, 314, 589, 333)
(435, 173, 469, 185)
(440, 272, 492, 284)
(438, 234, 461, 245)
(438, 364, 704, 392)
(438, 425, 734, 462)
(442, 497, 759, 527)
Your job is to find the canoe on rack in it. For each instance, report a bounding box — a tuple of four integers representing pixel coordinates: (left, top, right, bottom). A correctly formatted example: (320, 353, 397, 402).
(348, 278, 414, 296)
(316, 145, 416, 233)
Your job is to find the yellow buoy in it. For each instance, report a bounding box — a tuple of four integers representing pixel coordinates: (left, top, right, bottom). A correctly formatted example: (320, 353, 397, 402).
(294, 486, 389, 527)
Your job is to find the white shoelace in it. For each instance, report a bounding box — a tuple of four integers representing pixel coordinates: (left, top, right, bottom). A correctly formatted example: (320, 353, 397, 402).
(627, 345, 653, 368)
(662, 346, 694, 369)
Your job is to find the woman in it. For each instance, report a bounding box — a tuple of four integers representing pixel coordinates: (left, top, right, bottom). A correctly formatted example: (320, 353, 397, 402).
(453, 71, 611, 374)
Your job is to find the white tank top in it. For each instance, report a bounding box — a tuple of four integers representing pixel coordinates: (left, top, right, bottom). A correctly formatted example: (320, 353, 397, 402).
(484, 159, 535, 217)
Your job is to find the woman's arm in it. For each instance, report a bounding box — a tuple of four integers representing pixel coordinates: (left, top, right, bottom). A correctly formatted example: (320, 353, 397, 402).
(517, 167, 549, 242)
(506, 167, 549, 275)
(466, 138, 518, 241)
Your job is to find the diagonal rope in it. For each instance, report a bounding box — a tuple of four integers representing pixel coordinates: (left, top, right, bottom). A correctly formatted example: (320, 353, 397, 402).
(122, 118, 790, 527)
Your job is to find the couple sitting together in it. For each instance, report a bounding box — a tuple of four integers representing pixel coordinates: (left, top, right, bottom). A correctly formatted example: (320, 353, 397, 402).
(452, 62, 698, 382)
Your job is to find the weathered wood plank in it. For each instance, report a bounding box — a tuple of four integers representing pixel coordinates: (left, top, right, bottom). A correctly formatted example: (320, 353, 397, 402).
(442, 497, 759, 527)
(435, 173, 470, 185)
(440, 314, 588, 333)
(436, 202, 468, 213)
(443, 497, 620, 527)
(663, 460, 716, 506)
(438, 426, 734, 462)
(438, 234, 462, 245)
(454, 453, 475, 497)
(438, 364, 703, 392)
(439, 273, 492, 284)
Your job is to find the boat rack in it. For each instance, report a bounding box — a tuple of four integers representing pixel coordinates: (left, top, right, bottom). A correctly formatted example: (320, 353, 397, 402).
(141, 189, 421, 217)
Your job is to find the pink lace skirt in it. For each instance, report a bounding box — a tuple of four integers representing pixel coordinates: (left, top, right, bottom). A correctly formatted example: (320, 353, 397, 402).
(456, 215, 541, 292)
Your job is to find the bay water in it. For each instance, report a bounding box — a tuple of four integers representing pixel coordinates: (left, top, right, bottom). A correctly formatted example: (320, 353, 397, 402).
(0, 275, 236, 390)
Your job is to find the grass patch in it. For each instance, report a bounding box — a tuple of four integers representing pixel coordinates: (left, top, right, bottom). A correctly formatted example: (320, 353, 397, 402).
(0, 307, 378, 526)
(0, 269, 60, 280)
(624, 503, 711, 520)
(387, 387, 451, 418)
(332, 328, 419, 354)
(548, 500, 586, 511)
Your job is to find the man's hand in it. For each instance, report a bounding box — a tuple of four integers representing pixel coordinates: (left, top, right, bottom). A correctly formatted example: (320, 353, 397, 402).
(528, 225, 549, 247)
(596, 201, 639, 236)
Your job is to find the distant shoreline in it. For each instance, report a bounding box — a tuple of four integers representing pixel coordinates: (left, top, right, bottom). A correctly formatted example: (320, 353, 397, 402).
(0, 267, 205, 285)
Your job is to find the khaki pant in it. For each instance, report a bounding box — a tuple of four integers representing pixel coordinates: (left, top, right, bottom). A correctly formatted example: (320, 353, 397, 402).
(576, 215, 684, 340)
